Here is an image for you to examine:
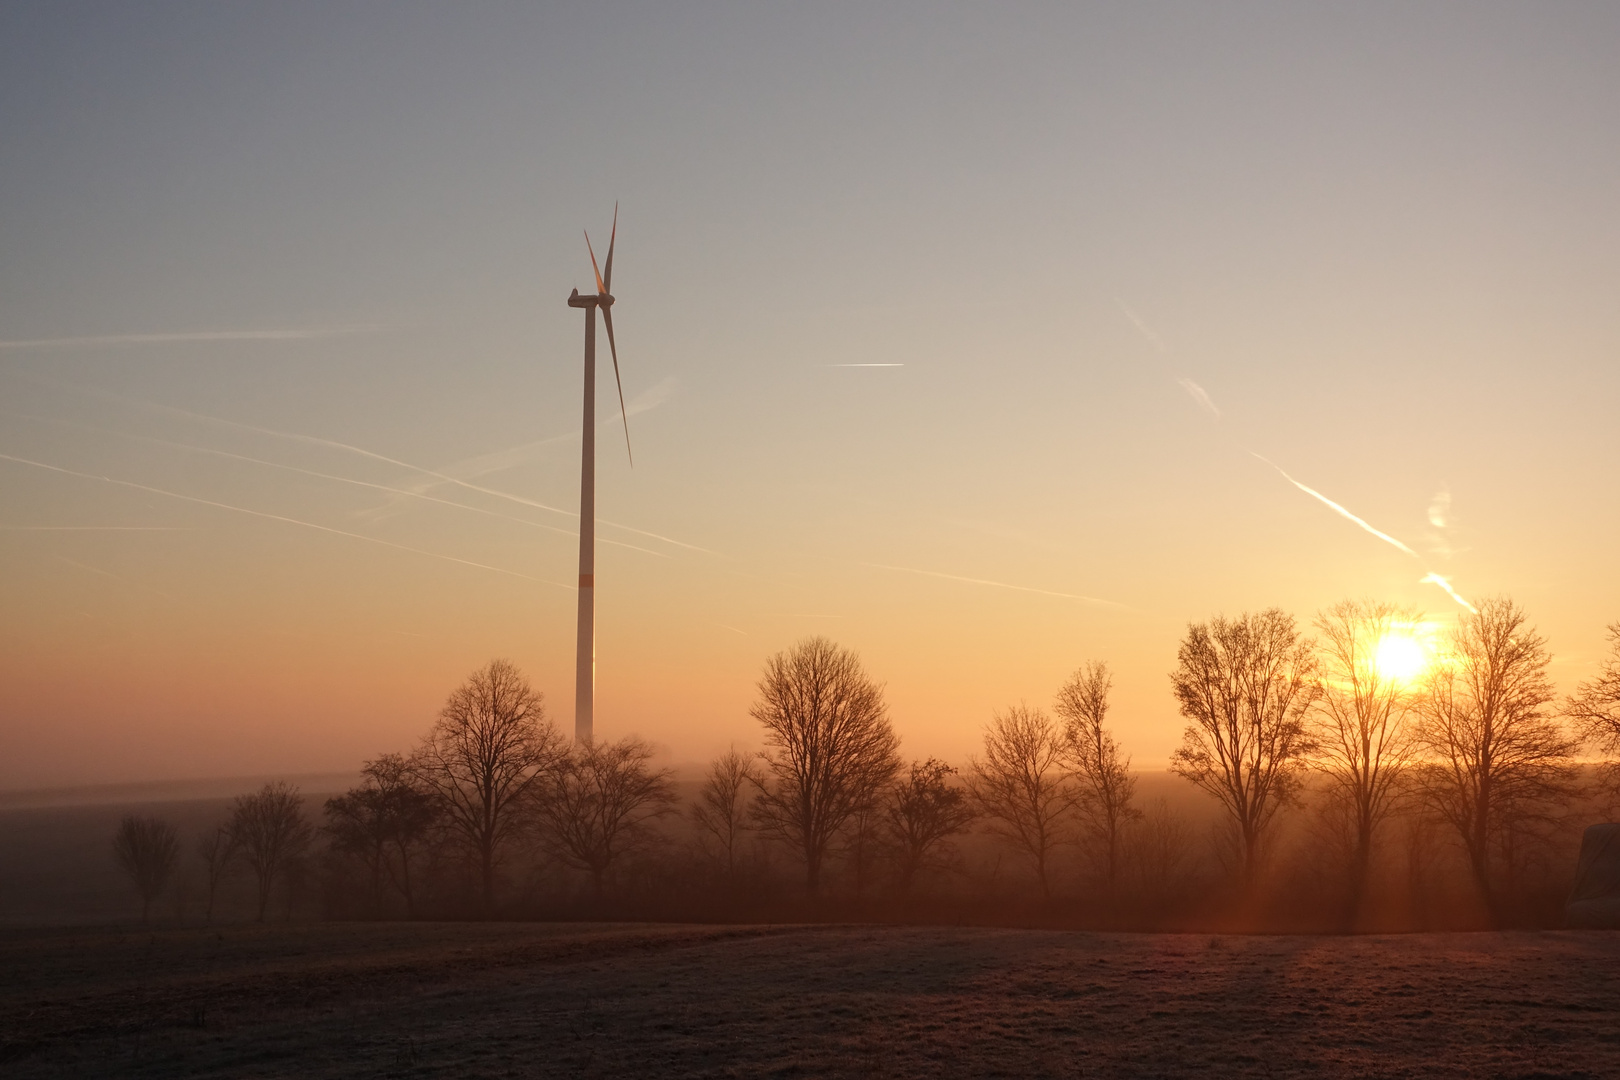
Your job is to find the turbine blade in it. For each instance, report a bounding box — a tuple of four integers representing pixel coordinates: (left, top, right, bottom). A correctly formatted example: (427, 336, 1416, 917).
(603, 203, 617, 293)
(585, 230, 606, 295)
(601, 307, 632, 466)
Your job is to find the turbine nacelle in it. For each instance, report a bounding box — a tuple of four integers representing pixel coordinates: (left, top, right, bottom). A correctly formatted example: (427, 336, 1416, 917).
(566, 287, 614, 309)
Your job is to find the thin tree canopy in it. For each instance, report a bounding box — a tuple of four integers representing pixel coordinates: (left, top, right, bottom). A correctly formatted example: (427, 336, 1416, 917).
(1415, 597, 1577, 916)
(969, 704, 1073, 899)
(691, 746, 760, 878)
(1055, 661, 1140, 889)
(1310, 600, 1423, 912)
(1569, 622, 1620, 785)
(1170, 609, 1320, 885)
(533, 735, 676, 896)
(410, 658, 563, 916)
(884, 758, 976, 893)
(112, 815, 180, 923)
(228, 782, 313, 922)
(750, 637, 901, 895)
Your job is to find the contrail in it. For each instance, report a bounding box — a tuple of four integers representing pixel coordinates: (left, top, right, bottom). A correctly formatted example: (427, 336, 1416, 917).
(6, 373, 713, 553)
(1115, 299, 1169, 354)
(1110, 318, 1478, 615)
(0, 525, 186, 531)
(33, 420, 669, 558)
(1251, 454, 1419, 558)
(864, 562, 1124, 608)
(826, 363, 904, 367)
(382, 377, 674, 497)
(1421, 572, 1478, 614)
(0, 326, 384, 349)
(0, 452, 569, 588)
(1177, 378, 1221, 417)
(1250, 454, 1476, 610)
(139, 400, 715, 553)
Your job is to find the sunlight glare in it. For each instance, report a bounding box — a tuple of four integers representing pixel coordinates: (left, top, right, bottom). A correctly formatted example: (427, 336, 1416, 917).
(1373, 632, 1429, 683)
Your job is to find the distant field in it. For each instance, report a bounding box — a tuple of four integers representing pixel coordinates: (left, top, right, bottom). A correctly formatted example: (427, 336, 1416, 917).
(3, 921, 1618, 1078)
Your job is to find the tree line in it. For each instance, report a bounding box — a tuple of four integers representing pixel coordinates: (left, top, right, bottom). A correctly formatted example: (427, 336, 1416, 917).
(112, 597, 1620, 929)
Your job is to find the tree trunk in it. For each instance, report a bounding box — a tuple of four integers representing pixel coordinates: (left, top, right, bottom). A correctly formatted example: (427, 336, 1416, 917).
(399, 848, 416, 920)
(1470, 782, 1496, 923)
(480, 846, 496, 920)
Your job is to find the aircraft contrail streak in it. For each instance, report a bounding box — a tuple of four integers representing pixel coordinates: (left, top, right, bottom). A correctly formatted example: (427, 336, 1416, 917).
(5, 374, 713, 553)
(1251, 454, 1419, 558)
(0, 453, 569, 588)
(0, 525, 186, 531)
(864, 563, 1124, 608)
(1115, 299, 1169, 354)
(0, 327, 384, 349)
(140, 402, 715, 553)
(1421, 572, 1479, 614)
(60, 425, 670, 559)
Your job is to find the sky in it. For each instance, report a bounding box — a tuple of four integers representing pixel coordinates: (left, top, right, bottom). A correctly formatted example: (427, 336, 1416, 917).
(2, 2, 1618, 789)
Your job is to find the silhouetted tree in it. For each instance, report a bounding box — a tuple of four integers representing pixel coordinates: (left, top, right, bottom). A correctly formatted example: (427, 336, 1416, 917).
(196, 825, 236, 924)
(841, 805, 883, 896)
(749, 637, 901, 896)
(228, 782, 314, 921)
(326, 754, 440, 917)
(1309, 600, 1424, 917)
(1130, 797, 1194, 901)
(1568, 622, 1620, 791)
(1170, 609, 1319, 888)
(969, 705, 1073, 900)
(534, 735, 676, 897)
(411, 659, 564, 916)
(1414, 598, 1578, 919)
(883, 758, 976, 894)
(112, 815, 180, 923)
(1055, 661, 1140, 890)
(690, 746, 760, 879)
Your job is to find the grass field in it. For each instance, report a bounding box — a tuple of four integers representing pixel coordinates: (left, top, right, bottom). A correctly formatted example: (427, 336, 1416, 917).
(4, 921, 1619, 1078)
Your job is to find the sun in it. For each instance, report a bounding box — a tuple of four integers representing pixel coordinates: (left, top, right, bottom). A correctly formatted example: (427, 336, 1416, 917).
(1373, 632, 1430, 683)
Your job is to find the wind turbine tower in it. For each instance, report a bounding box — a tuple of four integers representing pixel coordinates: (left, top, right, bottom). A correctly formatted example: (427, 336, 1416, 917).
(565, 206, 632, 745)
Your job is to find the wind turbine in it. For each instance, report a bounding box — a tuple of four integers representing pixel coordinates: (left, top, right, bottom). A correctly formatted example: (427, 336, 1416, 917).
(566, 205, 632, 745)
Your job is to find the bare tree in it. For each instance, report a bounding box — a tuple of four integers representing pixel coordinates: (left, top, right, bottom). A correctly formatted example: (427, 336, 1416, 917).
(883, 758, 976, 894)
(228, 782, 314, 921)
(534, 735, 677, 897)
(411, 659, 564, 916)
(841, 805, 884, 897)
(1414, 598, 1578, 918)
(690, 746, 760, 879)
(749, 637, 902, 896)
(969, 705, 1073, 899)
(326, 754, 440, 917)
(1568, 622, 1620, 790)
(112, 816, 180, 923)
(1055, 661, 1140, 890)
(1170, 609, 1319, 888)
(196, 825, 236, 924)
(1309, 600, 1424, 915)
(1130, 797, 1193, 900)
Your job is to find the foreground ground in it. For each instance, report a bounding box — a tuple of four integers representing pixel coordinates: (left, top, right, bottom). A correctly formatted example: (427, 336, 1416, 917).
(1, 921, 1617, 1078)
